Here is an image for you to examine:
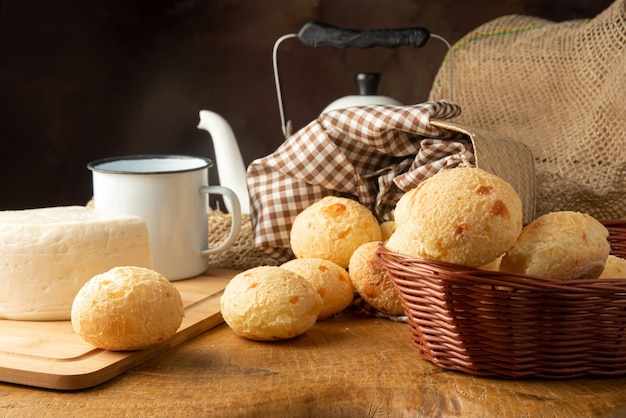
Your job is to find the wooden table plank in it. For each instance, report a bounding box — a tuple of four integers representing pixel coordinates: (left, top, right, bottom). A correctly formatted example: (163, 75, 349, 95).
(1, 309, 625, 417)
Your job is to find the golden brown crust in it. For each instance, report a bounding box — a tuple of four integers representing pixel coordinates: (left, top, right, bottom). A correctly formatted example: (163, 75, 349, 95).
(348, 242, 404, 316)
(379, 221, 397, 241)
(386, 168, 523, 267)
(599, 255, 626, 279)
(281, 258, 354, 320)
(500, 211, 610, 280)
(290, 196, 382, 268)
(71, 266, 184, 351)
(479, 255, 504, 271)
(220, 266, 323, 341)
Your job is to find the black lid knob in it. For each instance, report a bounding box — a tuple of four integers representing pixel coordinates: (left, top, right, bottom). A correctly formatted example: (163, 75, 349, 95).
(355, 72, 381, 96)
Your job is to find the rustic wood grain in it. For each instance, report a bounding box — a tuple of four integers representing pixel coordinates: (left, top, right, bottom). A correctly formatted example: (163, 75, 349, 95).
(0, 269, 237, 390)
(1, 309, 625, 416)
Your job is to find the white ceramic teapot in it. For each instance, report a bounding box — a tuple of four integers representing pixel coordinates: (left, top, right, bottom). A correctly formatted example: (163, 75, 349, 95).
(197, 110, 250, 215)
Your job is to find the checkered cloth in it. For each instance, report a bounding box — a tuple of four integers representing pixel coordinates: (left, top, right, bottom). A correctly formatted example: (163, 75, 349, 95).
(247, 101, 474, 261)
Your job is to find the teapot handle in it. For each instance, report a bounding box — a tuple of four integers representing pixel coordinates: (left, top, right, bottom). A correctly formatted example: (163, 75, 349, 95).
(272, 22, 453, 138)
(297, 21, 430, 49)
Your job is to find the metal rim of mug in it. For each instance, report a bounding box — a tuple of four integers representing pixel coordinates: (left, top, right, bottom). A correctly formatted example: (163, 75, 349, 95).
(87, 154, 214, 175)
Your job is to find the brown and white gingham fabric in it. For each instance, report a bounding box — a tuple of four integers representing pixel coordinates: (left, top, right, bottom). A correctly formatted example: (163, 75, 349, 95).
(247, 101, 474, 261)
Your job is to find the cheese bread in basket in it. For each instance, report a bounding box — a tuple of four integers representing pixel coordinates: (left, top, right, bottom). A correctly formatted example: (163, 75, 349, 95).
(376, 167, 626, 379)
(377, 218, 626, 379)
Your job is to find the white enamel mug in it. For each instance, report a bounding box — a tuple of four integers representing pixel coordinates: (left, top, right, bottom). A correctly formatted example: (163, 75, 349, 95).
(88, 155, 241, 281)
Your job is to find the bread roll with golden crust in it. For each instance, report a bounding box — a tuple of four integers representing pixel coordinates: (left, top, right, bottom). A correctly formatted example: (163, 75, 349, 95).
(220, 266, 323, 341)
(281, 258, 353, 320)
(392, 188, 418, 228)
(71, 266, 184, 351)
(500, 211, 610, 280)
(386, 167, 523, 267)
(290, 196, 382, 268)
(599, 255, 626, 278)
(479, 255, 503, 272)
(379, 221, 397, 241)
(348, 242, 404, 316)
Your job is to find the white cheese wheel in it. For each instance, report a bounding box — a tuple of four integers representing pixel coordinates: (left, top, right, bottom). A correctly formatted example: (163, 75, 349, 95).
(0, 206, 153, 320)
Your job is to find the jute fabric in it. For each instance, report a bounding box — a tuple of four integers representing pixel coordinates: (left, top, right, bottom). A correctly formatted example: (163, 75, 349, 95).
(429, 0, 626, 220)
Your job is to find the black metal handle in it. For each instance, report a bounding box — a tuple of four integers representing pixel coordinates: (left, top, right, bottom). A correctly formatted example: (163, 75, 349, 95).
(297, 21, 430, 49)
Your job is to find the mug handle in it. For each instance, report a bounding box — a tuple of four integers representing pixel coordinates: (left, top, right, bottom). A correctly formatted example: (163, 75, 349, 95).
(199, 185, 242, 255)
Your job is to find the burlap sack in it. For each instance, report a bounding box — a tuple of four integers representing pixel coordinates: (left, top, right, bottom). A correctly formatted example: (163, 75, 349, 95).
(429, 0, 626, 220)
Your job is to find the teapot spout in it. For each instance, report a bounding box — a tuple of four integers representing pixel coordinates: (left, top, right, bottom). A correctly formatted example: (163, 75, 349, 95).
(197, 110, 250, 215)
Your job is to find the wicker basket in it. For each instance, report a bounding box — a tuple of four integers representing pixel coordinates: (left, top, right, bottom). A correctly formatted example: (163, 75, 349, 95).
(377, 220, 626, 379)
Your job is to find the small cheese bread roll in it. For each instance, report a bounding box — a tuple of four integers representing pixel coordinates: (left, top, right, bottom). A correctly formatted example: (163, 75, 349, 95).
(220, 266, 323, 341)
(599, 255, 626, 278)
(379, 221, 397, 241)
(500, 211, 610, 280)
(281, 258, 354, 320)
(479, 255, 504, 272)
(349, 242, 404, 316)
(290, 196, 382, 268)
(393, 188, 418, 228)
(386, 168, 523, 267)
(71, 266, 184, 351)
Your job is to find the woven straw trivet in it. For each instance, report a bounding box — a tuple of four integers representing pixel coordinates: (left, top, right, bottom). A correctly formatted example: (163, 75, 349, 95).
(207, 208, 280, 270)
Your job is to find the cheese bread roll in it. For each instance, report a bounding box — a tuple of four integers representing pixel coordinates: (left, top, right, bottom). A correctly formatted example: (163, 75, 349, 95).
(281, 258, 353, 320)
(290, 196, 382, 268)
(386, 167, 523, 267)
(220, 266, 323, 341)
(348, 242, 404, 316)
(599, 255, 626, 278)
(71, 266, 183, 351)
(500, 211, 610, 280)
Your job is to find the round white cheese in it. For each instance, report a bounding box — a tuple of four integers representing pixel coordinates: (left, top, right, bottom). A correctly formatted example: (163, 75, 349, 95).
(0, 206, 153, 320)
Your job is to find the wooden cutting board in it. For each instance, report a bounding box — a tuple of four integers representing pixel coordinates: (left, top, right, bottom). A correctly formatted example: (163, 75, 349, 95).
(0, 268, 239, 391)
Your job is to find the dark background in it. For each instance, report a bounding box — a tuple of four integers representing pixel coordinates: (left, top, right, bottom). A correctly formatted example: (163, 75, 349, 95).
(0, 0, 614, 210)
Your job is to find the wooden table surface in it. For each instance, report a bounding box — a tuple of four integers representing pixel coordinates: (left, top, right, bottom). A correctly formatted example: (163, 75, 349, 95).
(1, 310, 626, 417)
